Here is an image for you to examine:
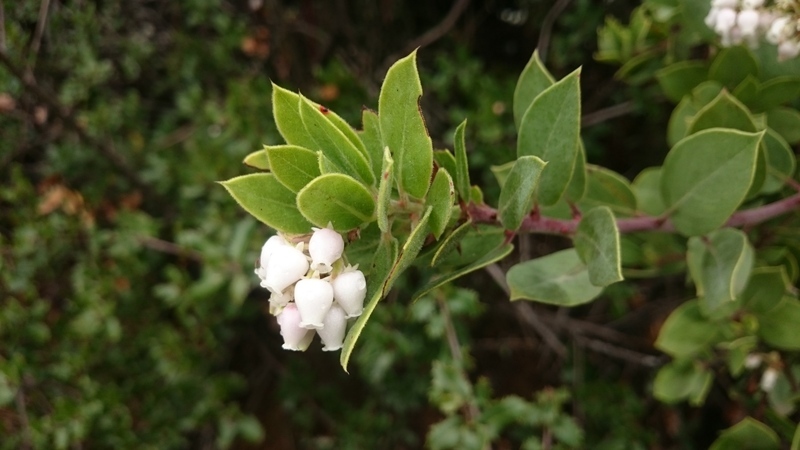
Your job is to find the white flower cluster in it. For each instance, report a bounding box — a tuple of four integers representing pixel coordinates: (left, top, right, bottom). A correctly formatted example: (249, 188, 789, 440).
(705, 0, 800, 60)
(255, 227, 367, 352)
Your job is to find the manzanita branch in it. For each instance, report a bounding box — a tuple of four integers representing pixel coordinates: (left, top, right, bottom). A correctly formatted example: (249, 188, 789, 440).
(466, 191, 800, 235)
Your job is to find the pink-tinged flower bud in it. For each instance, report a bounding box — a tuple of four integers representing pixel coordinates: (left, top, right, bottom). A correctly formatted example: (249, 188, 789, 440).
(264, 244, 309, 293)
(317, 304, 347, 351)
(277, 303, 314, 351)
(308, 228, 344, 274)
(256, 235, 289, 281)
(294, 278, 334, 329)
(332, 269, 367, 318)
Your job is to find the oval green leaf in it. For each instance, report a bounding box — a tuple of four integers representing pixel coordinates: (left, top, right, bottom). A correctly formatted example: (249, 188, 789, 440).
(266, 145, 321, 192)
(574, 206, 623, 287)
(632, 167, 667, 216)
(220, 173, 312, 234)
(578, 165, 638, 217)
(654, 299, 729, 357)
(379, 50, 433, 199)
(427, 168, 455, 240)
(517, 68, 581, 206)
(299, 95, 374, 186)
(498, 156, 547, 230)
(513, 49, 555, 129)
(243, 148, 270, 170)
(507, 249, 603, 306)
(296, 173, 375, 231)
(687, 90, 758, 135)
(271, 83, 317, 149)
(687, 228, 754, 318)
(709, 418, 780, 450)
(656, 60, 708, 103)
(661, 128, 763, 236)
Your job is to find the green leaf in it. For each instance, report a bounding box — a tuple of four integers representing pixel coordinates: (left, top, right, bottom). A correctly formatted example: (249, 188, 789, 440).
(299, 95, 375, 185)
(453, 120, 471, 202)
(752, 76, 800, 112)
(266, 145, 321, 192)
(709, 46, 759, 90)
(435, 225, 505, 268)
(340, 235, 399, 371)
(517, 68, 581, 206)
(758, 297, 800, 350)
(632, 167, 667, 216)
(513, 49, 555, 129)
(360, 109, 384, 180)
(414, 243, 514, 301)
(490, 161, 514, 189)
(653, 359, 713, 405)
(733, 75, 760, 107)
(434, 149, 457, 182)
(655, 300, 729, 357)
(431, 219, 473, 266)
(498, 156, 547, 230)
(376, 147, 394, 233)
(507, 249, 603, 306)
(272, 83, 317, 149)
(578, 165, 638, 217)
(426, 168, 455, 240)
(656, 61, 707, 102)
(385, 207, 433, 289)
(220, 173, 312, 234)
(379, 50, 433, 199)
(709, 418, 780, 450)
(574, 206, 622, 287)
(319, 104, 369, 163)
(243, 148, 270, 170)
(687, 90, 758, 135)
(761, 128, 797, 193)
(296, 174, 375, 231)
(667, 97, 698, 147)
(688, 229, 754, 318)
(661, 129, 763, 236)
(766, 107, 800, 144)
(792, 422, 800, 450)
(565, 142, 588, 202)
(741, 267, 789, 315)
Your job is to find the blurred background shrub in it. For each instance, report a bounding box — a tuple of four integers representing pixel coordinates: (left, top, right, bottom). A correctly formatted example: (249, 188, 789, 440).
(2, 0, 773, 449)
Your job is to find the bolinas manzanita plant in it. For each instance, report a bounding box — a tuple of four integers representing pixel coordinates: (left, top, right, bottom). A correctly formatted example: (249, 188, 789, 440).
(224, 22, 800, 445)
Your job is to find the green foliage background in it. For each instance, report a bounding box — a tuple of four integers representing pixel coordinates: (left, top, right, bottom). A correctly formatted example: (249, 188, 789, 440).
(2, 0, 797, 449)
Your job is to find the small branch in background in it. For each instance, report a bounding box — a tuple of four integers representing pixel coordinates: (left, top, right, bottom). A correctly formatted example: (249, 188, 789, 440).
(436, 295, 483, 428)
(384, 0, 471, 70)
(29, 0, 52, 72)
(0, 1, 7, 52)
(0, 51, 152, 196)
(537, 0, 572, 62)
(575, 335, 663, 367)
(581, 101, 636, 128)
(407, 0, 470, 52)
(485, 263, 568, 358)
(137, 236, 204, 262)
(15, 386, 33, 450)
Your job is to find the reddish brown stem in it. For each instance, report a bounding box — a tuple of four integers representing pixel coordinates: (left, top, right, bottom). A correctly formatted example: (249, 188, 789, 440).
(466, 191, 800, 236)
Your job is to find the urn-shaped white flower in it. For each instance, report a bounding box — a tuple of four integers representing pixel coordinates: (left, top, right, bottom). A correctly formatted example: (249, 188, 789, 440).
(308, 227, 344, 274)
(264, 244, 309, 293)
(276, 303, 314, 351)
(331, 269, 367, 318)
(317, 304, 347, 351)
(294, 278, 334, 329)
(256, 235, 289, 281)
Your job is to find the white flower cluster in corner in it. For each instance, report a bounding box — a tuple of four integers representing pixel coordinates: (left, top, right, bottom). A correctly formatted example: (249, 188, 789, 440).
(705, 0, 800, 60)
(255, 227, 367, 352)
